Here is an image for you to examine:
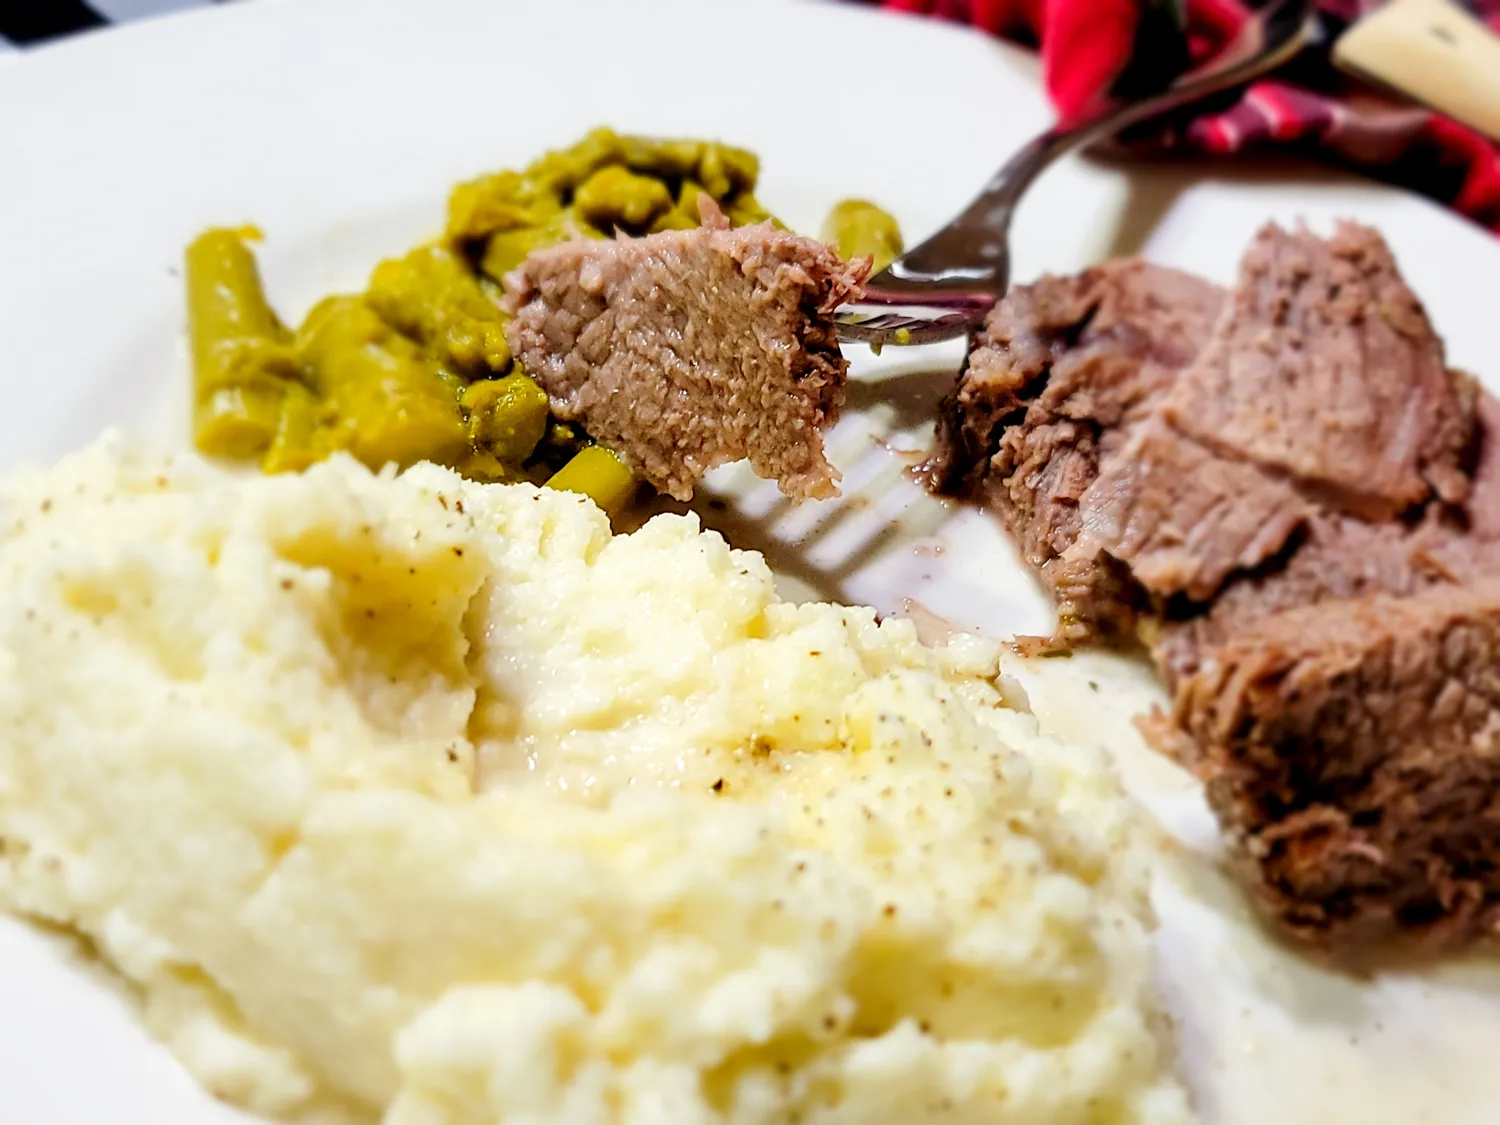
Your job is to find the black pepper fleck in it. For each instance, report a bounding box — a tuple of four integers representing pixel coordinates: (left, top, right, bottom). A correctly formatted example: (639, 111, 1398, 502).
(712, 779, 725, 793)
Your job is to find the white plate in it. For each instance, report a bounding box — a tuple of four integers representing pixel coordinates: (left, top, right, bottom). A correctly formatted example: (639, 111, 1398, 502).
(3, 1, 1500, 1121)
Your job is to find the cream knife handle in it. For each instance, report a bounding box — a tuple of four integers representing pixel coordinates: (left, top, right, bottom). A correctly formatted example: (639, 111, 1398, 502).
(1333, 0, 1500, 142)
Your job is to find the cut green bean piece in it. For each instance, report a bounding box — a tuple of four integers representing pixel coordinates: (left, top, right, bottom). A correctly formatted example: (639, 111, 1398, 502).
(544, 445, 638, 519)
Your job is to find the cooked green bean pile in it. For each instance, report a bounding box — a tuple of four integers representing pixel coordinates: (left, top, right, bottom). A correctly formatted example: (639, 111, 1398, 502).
(185, 127, 901, 518)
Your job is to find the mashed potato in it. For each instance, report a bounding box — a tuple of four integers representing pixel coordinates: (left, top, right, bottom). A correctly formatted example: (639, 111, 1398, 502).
(0, 435, 1193, 1125)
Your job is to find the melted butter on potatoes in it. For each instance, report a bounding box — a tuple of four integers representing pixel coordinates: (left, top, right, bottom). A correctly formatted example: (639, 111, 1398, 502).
(0, 434, 1192, 1125)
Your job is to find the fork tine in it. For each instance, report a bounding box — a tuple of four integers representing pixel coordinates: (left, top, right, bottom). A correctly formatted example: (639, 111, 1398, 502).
(835, 308, 981, 346)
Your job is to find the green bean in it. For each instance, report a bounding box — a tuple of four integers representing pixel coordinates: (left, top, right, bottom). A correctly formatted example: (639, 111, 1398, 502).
(296, 297, 469, 471)
(196, 377, 290, 461)
(696, 142, 758, 200)
(820, 199, 904, 272)
(544, 445, 638, 519)
(446, 170, 557, 246)
(478, 214, 599, 281)
(366, 245, 512, 377)
(621, 136, 702, 181)
(462, 374, 550, 465)
(260, 382, 335, 475)
(573, 166, 674, 233)
(184, 227, 301, 457)
(527, 127, 626, 197)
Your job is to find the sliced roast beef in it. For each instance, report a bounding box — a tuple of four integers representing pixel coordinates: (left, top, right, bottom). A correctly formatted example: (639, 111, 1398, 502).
(1155, 399, 1500, 692)
(1163, 222, 1477, 520)
(1152, 512, 1450, 686)
(934, 219, 1500, 956)
(1172, 581, 1500, 954)
(1072, 416, 1312, 604)
(503, 199, 868, 502)
(930, 260, 1224, 636)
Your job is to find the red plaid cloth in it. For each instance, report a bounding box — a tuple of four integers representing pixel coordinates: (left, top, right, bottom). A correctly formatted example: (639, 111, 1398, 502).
(861, 0, 1500, 233)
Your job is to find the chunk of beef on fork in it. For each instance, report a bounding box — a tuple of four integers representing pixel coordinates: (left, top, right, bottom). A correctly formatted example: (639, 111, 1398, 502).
(504, 198, 869, 503)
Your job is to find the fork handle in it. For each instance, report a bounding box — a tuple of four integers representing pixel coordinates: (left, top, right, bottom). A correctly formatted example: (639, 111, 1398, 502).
(892, 0, 1318, 288)
(1333, 0, 1500, 142)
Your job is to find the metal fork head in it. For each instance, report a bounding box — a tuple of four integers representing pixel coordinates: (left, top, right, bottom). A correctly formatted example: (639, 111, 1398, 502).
(834, 0, 1317, 350)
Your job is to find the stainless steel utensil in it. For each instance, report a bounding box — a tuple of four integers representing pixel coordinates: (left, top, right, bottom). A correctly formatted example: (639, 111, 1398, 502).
(834, 0, 1319, 349)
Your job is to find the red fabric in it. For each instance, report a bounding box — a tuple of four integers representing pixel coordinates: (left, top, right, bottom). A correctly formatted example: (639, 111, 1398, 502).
(1041, 0, 1138, 123)
(859, 0, 1500, 235)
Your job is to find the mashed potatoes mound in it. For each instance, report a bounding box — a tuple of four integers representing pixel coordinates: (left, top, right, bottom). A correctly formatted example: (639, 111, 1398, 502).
(0, 435, 1192, 1125)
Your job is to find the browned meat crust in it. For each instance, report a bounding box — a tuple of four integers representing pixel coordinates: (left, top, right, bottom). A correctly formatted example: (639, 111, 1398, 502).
(1176, 583, 1500, 954)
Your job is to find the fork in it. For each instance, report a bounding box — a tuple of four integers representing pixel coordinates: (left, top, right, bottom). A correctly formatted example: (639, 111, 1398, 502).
(834, 0, 1318, 348)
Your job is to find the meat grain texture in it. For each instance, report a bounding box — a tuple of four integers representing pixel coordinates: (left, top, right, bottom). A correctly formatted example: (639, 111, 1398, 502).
(931, 260, 1225, 639)
(504, 199, 868, 502)
(935, 220, 1500, 957)
(0, 435, 1192, 1125)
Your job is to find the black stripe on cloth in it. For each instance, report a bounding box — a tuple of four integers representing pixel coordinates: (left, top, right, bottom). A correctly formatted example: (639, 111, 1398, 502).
(0, 0, 108, 45)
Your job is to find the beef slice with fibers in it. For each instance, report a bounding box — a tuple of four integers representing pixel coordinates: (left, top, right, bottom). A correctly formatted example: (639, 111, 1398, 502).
(1163, 221, 1477, 519)
(1153, 394, 1500, 690)
(1077, 222, 1476, 613)
(503, 199, 868, 502)
(1170, 582, 1500, 954)
(930, 260, 1224, 636)
(1073, 415, 1313, 604)
(1152, 512, 1454, 687)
